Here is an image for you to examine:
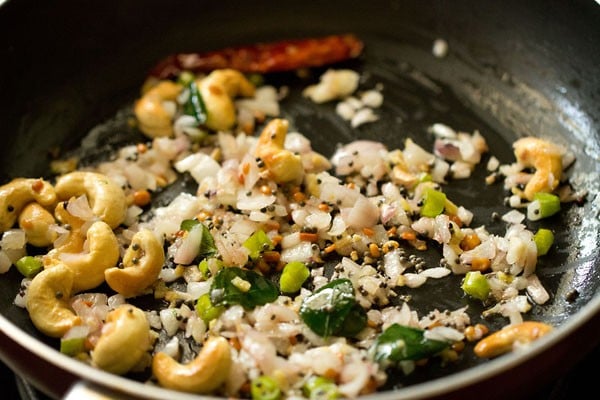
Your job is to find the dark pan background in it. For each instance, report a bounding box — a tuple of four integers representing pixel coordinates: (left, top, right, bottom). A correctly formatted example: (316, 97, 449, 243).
(0, 0, 598, 399)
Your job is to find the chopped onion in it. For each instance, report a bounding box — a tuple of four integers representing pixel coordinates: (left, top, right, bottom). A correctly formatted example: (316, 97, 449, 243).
(1, 229, 27, 250)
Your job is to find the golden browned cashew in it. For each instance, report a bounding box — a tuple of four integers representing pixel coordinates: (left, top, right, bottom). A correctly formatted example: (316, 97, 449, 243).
(55, 171, 127, 229)
(91, 304, 151, 374)
(45, 220, 120, 293)
(18, 202, 57, 247)
(474, 321, 553, 358)
(134, 80, 182, 138)
(152, 336, 231, 393)
(513, 137, 563, 201)
(199, 69, 255, 131)
(255, 118, 304, 184)
(26, 263, 81, 338)
(105, 229, 165, 297)
(0, 178, 56, 232)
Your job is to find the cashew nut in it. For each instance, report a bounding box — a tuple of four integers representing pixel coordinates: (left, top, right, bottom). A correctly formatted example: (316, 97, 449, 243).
(474, 321, 553, 358)
(91, 304, 151, 374)
(105, 229, 165, 297)
(152, 336, 231, 393)
(26, 263, 81, 338)
(134, 80, 182, 138)
(54, 171, 127, 229)
(45, 220, 120, 293)
(255, 118, 304, 184)
(0, 178, 56, 232)
(199, 69, 255, 131)
(513, 137, 563, 201)
(18, 202, 57, 247)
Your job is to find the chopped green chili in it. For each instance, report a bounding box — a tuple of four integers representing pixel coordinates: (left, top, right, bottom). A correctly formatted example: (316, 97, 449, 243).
(534, 228, 554, 256)
(15, 255, 43, 278)
(420, 188, 447, 218)
(461, 271, 490, 301)
(196, 293, 225, 323)
(303, 376, 340, 400)
(250, 375, 281, 400)
(279, 261, 310, 293)
(243, 230, 274, 260)
(60, 337, 86, 356)
(534, 192, 561, 218)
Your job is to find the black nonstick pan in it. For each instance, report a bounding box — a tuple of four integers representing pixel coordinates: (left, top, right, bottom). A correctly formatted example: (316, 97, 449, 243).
(0, 0, 599, 399)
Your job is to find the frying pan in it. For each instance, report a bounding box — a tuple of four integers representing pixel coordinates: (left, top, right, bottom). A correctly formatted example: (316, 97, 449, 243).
(0, 0, 599, 399)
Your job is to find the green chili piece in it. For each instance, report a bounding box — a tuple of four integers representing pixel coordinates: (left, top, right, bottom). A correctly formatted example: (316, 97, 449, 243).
(279, 261, 310, 293)
(534, 228, 554, 256)
(15, 256, 43, 278)
(303, 376, 340, 400)
(418, 172, 433, 183)
(250, 375, 282, 400)
(461, 271, 490, 301)
(60, 337, 86, 356)
(198, 259, 210, 279)
(420, 188, 447, 218)
(533, 192, 561, 218)
(196, 293, 225, 323)
(243, 230, 274, 260)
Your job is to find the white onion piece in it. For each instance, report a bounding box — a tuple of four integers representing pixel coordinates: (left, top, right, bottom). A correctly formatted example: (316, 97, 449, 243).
(162, 336, 180, 359)
(341, 196, 379, 230)
(236, 192, 276, 211)
(403, 273, 427, 288)
(187, 281, 212, 299)
(1, 229, 27, 250)
(66, 195, 96, 221)
(526, 274, 550, 304)
(160, 309, 180, 336)
(327, 215, 346, 236)
(305, 211, 331, 230)
(159, 267, 183, 283)
(430, 123, 457, 139)
(281, 232, 301, 249)
(107, 294, 126, 309)
(64, 325, 90, 341)
(173, 224, 203, 265)
(175, 153, 221, 184)
(425, 326, 463, 343)
(338, 362, 371, 398)
(280, 242, 314, 263)
(502, 210, 526, 224)
(383, 250, 405, 285)
(420, 267, 451, 279)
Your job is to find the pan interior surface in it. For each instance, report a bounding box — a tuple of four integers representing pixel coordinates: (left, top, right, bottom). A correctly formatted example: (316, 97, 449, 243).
(0, 0, 598, 398)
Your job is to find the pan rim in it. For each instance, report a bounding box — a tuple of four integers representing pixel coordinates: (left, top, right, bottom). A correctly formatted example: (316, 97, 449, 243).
(1, 294, 598, 399)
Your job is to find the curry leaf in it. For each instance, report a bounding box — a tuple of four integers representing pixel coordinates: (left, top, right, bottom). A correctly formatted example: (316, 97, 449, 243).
(371, 324, 449, 363)
(210, 267, 278, 309)
(299, 278, 366, 338)
(184, 80, 207, 124)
